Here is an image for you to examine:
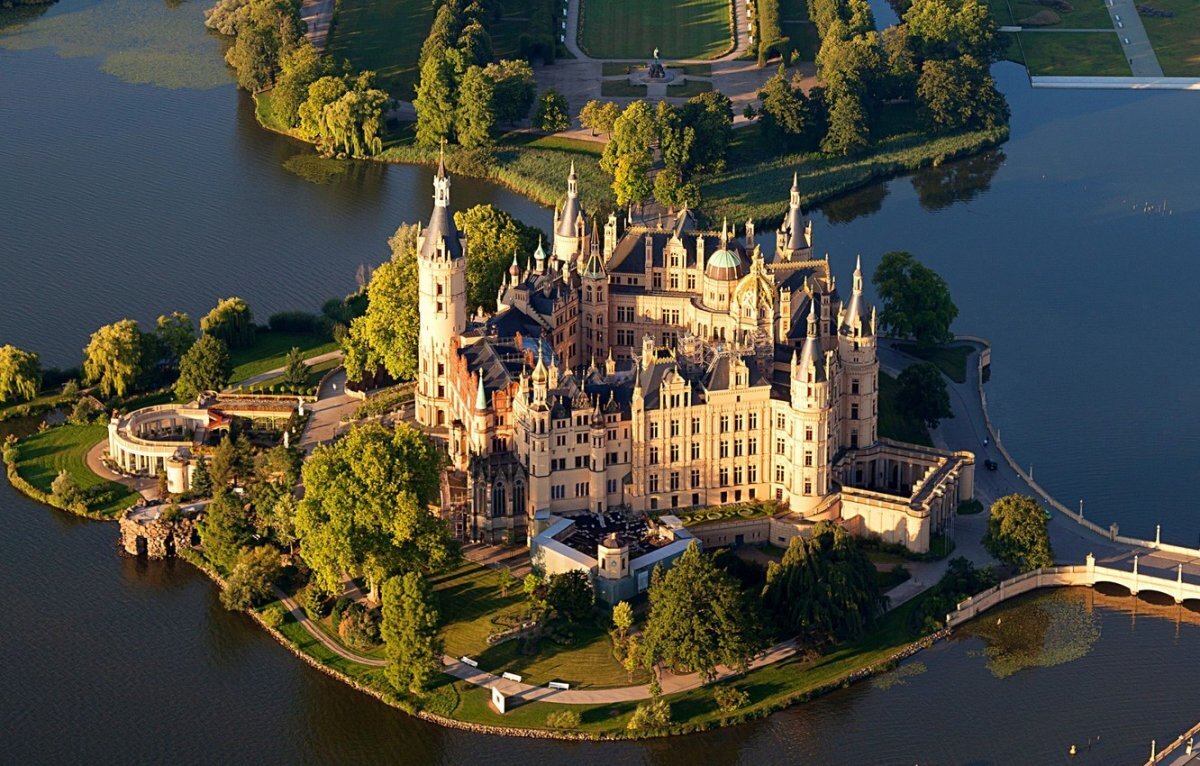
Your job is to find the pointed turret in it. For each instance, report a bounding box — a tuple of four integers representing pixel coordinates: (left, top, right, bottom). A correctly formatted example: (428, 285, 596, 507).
(798, 301, 823, 381)
(420, 143, 463, 260)
(533, 235, 547, 273)
(839, 255, 871, 338)
(777, 172, 812, 260)
(509, 250, 521, 278)
(475, 372, 488, 411)
(554, 162, 588, 262)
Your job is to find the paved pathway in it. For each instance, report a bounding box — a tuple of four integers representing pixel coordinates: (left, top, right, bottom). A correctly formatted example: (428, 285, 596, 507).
(1031, 75, 1200, 90)
(85, 440, 159, 500)
(298, 367, 357, 453)
(300, 0, 335, 53)
(1104, 0, 1164, 77)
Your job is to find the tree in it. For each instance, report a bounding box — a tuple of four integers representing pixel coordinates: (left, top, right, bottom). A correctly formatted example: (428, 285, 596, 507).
(896, 361, 953, 429)
(821, 88, 870, 155)
(83, 319, 144, 398)
(419, 3, 461, 70)
(713, 683, 750, 713)
(264, 491, 299, 552)
(199, 491, 254, 571)
(201, 297, 255, 349)
(627, 695, 671, 730)
(155, 312, 196, 362)
(281, 346, 308, 387)
(274, 41, 326, 126)
(872, 251, 959, 348)
(295, 422, 454, 600)
(578, 99, 603, 135)
(414, 51, 458, 147)
(457, 20, 493, 67)
(175, 335, 233, 401)
(69, 396, 103, 425)
(595, 101, 621, 135)
(497, 566, 515, 596)
(612, 600, 634, 640)
(456, 65, 496, 148)
(381, 572, 443, 695)
(643, 543, 763, 681)
(546, 570, 594, 625)
(298, 75, 348, 140)
(680, 91, 734, 171)
(917, 55, 1008, 133)
(345, 224, 421, 383)
(613, 151, 653, 210)
(484, 59, 536, 125)
(761, 521, 885, 644)
(220, 545, 283, 610)
(984, 494, 1054, 572)
(533, 88, 571, 133)
(209, 433, 253, 489)
(454, 204, 541, 312)
(191, 457, 213, 496)
(223, 0, 303, 92)
(51, 470, 81, 507)
(904, 0, 1001, 63)
(881, 24, 918, 100)
(757, 65, 811, 149)
(0, 345, 41, 404)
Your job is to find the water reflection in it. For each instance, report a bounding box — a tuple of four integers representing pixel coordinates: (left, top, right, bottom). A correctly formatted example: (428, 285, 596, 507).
(817, 182, 890, 225)
(910, 149, 1006, 211)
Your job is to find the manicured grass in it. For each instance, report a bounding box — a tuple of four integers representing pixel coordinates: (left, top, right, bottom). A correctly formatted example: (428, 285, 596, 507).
(325, 0, 433, 98)
(600, 80, 648, 97)
(700, 125, 1008, 225)
(894, 343, 972, 384)
(431, 563, 644, 688)
(878, 372, 933, 447)
(229, 331, 339, 384)
(579, 0, 733, 59)
(12, 424, 140, 516)
(1016, 31, 1130, 75)
(1140, 0, 1200, 75)
(986, 0, 1114, 28)
(665, 78, 714, 96)
(252, 356, 341, 393)
(498, 132, 605, 156)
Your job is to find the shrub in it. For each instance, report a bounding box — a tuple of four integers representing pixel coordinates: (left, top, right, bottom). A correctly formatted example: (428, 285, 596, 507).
(627, 697, 671, 730)
(713, 683, 750, 713)
(268, 311, 331, 337)
(303, 584, 332, 619)
(331, 596, 352, 622)
(545, 710, 581, 729)
(260, 602, 287, 629)
(338, 602, 382, 650)
(69, 396, 103, 425)
(51, 470, 82, 506)
(220, 546, 283, 611)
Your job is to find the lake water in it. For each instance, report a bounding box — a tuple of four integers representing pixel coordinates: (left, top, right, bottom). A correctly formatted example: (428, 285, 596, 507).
(2, 0, 1199, 762)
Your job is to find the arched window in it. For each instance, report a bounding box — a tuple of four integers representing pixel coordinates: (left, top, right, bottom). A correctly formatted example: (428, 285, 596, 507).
(492, 482, 507, 517)
(513, 481, 526, 517)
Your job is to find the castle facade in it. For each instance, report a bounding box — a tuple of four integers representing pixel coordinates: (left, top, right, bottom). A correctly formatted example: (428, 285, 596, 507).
(415, 158, 973, 559)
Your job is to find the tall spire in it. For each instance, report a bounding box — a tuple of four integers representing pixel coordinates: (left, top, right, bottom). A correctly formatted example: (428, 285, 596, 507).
(433, 140, 450, 209)
(568, 160, 578, 198)
(475, 372, 488, 411)
(790, 171, 800, 209)
(853, 254, 863, 294)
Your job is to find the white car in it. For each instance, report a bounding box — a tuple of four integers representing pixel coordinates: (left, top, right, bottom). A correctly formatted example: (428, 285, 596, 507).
(1124, 36, 1131, 44)
(1115, 13, 1121, 20)
(1118, 20, 1124, 27)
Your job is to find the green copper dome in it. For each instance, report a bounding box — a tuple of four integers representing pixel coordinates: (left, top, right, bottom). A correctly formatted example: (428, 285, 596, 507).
(705, 248, 745, 280)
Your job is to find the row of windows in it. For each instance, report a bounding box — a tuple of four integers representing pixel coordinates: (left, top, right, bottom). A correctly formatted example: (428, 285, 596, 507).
(647, 412, 761, 439)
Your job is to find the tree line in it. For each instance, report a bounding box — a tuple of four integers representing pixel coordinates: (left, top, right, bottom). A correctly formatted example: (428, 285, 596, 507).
(749, 0, 1007, 156)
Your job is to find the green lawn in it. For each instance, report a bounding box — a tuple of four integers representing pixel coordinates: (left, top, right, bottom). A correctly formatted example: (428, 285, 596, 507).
(1140, 0, 1200, 75)
(579, 0, 733, 59)
(250, 356, 341, 394)
(986, 0, 1115, 28)
(12, 424, 140, 516)
(326, 0, 434, 99)
(229, 331, 339, 384)
(666, 78, 714, 96)
(878, 372, 933, 447)
(431, 563, 645, 688)
(498, 132, 605, 156)
(894, 343, 972, 384)
(1016, 31, 1130, 75)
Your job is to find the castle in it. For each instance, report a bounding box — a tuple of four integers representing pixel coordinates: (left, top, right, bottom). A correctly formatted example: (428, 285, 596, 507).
(414, 156, 974, 569)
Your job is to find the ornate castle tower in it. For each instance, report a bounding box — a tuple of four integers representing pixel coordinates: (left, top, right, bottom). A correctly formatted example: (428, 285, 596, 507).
(579, 228, 608, 365)
(776, 173, 814, 262)
(837, 256, 878, 449)
(789, 303, 835, 511)
(552, 162, 589, 263)
(415, 151, 467, 428)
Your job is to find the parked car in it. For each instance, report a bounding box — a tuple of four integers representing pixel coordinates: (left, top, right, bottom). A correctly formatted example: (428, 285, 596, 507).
(984, 459, 999, 471)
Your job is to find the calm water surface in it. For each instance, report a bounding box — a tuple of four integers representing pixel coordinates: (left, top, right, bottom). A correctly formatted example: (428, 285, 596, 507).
(2, 0, 1200, 762)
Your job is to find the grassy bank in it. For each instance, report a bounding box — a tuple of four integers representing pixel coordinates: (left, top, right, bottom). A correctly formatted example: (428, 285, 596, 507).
(7, 424, 140, 518)
(894, 343, 972, 384)
(229, 330, 340, 384)
(701, 125, 1009, 225)
(1141, 0, 1200, 76)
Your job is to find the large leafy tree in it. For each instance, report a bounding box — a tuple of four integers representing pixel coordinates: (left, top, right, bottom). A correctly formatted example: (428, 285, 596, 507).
(155, 311, 196, 362)
(757, 65, 812, 150)
(0, 345, 41, 404)
(820, 88, 870, 155)
(454, 204, 542, 312)
(456, 65, 496, 148)
(679, 91, 734, 172)
(83, 319, 144, 398)
(600, 100, 657, 208)
(414, 51, 458, 147)
(872, 250, 958, 348)
(984, 494, 1054, 572)
(904, 0, 1000, 63)
(344, 224, 420, 384)
(220, 545, 283, 610)
(917, 55, 1008, 133)
(295, 422, 455, 600)
(546, 570, 595, 625)
(762, 521, 885, 644)
(533, 88, 571, 133)
(643, 543, 764, 681)
(175, 334, 233, 401)
(224, 0, 303, 92)
(896, 361, 953, 429)
(381, 572, 443, 696)
(457, 20, 493, 67)
(273, 41, 327, 126)
(483, 59, 536, 125)
(201, 297, 255, 349)
(200, 491, 255, 571)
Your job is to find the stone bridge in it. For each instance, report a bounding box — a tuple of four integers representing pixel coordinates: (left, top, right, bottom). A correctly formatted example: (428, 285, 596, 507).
(946, 554, 1200, 628)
